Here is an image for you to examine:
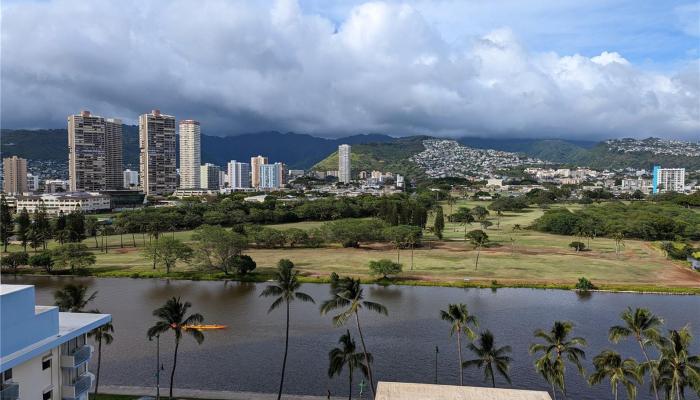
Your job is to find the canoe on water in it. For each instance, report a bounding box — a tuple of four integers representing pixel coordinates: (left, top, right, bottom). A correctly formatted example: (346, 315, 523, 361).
(183, 324, 227, 330)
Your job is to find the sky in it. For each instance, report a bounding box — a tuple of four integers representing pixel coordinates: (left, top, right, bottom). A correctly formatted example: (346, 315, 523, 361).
(1, 0, 699, 139)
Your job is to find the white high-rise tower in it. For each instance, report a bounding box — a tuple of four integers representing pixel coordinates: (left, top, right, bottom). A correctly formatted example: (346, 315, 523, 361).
(179, 120, 201, 189)
(338, 144, 351, 184)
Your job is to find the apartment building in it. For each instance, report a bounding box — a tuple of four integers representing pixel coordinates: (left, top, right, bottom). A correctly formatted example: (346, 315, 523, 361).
(67, 111, 123, 191)
(652, 166, 686, 193)
(338, 144, 351, 183)
(123, 169, 139, 189)
(227, 161, 251, 189)
(259, 163, 283, 190)
(200, 163, 221, 190)
(179, 120, 201, 189)
(27, 173, 40, 192)
(250, 155, 268, 188)
(2, 156, 28, 194)
(139, 110, 177, 196)
(0, 284, 111, 400)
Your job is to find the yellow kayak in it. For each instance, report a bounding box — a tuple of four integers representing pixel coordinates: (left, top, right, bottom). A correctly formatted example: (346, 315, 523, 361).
(183, 324, 227, 330)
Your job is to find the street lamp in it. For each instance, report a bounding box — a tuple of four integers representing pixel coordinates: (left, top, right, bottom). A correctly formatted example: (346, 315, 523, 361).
(148, 334, 164, 400)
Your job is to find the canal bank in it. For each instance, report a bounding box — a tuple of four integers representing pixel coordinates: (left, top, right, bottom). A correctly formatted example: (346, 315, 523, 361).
(100, 385, 345, 400)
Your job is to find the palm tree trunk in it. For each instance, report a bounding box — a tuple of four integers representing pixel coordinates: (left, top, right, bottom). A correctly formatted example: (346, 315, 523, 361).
(614, 385, 618, 400)
(474, 247, 480, 270)
(95, 338, 102, 396)
(276, 300, 290, 400)
(169, 338, 180, 399)
(120, 233, 123, 248)
(354, 312, 375, 397)
(132, 233, 136, 247)
(638, 340, 660, 400)
(94, 235, 98, 248)
(411, 244, 414, 270)
(490, 365, 495, 387)
(551, 381, 557, 400)
(397, 247, 400, 263)
(348, 367, 353, 400)
(457, 330, 463, 386)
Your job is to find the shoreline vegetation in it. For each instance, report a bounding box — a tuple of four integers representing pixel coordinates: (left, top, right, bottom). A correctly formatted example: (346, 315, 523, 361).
(3, 194, 699, 295)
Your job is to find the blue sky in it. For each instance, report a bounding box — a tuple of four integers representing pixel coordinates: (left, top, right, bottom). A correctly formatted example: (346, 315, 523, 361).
(1, 0, 698, 139)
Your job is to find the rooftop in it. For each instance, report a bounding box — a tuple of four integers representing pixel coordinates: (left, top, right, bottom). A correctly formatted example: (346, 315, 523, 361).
(375, 382, 553, 400)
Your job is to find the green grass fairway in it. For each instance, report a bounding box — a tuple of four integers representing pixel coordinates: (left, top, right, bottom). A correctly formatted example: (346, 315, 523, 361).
(6, 201, 699, 292)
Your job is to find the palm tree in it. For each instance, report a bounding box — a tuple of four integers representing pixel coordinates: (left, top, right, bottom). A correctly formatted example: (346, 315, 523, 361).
(146, 297, 204, 400)
(54, 283, 97, 312)
(440, 303, 479, 385)
(588, 350, 641, 400)
(260, 259, 315, 400)
(328, 329, 371, 400)
(87, 309, 114, 397)
(609, 307, 664, 400)
(656, 327, 700, 400)
(320, 273, 388, 397)
(463, 330, 512, 388)
(529, 321, 587, 399)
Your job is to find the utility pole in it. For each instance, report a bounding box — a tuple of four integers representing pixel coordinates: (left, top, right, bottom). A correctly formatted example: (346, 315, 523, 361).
(149, 334, 162, 400)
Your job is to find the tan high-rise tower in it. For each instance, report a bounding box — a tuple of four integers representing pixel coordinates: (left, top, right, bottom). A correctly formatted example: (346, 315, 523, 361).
(2, 156, 28, 194)
(68, 111, 123, 191)
(250, 155, 268, 188)
(179, 120, 201, 189)
(139, 110, 177, 196)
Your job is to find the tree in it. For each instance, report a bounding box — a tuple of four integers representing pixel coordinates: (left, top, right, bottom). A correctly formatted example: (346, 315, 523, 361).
(447, 196, 457, 215)
(463, 330, 512, 388)
(54, 283, 97, 312)
(529, 321, 587, 399)
(588, 350, 641, 400)
(231, 254, 257, 275)
(575, 277, 596, 291)
(52, 243, 96, 273)
(471, 205, 490, 222)
(320, 274, 388, 397)
(613, 232, 625, 257)
(147, 297, 204, 400)
(440, 303, 478, 386)
(383, 225, 421, 263)
(434, 207, 445, 240)
(16, 207, 31, 251)
(285, 228, 309, 247)
(65, 211, 86, 242)
(368, 259, 402, 279)
(609, 307, 665, 400)
(260, 259, 315, 400)
(1, 252, 29, 273)
(31, 206, 52, 251)
(0, 196, 13, 252)
(87, 309, 114, 397)
(328, 329, 371, 400)
(655, 327, 700, 400)
(54, 211, 67, 244)
(480, 220, 493, 230)
(85, 216, 100, 248)
(569, 241, 586, 252)
(29, 251, 54, 273)
(192, 225, 248, 274)
(143, 237, 192, 274)
(450, 207, 474, 238)
(466, 229, 488, 270)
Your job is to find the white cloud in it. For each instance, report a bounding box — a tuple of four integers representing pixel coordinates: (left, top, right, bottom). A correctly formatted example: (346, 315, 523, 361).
(1, 0, 698, 139)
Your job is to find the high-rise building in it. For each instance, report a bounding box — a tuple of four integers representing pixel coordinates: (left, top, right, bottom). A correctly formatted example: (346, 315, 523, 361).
(67, 111, 123, 191)
(2, 156, 28, 194)
(200, 163, 221, 190)
(652, 166, 685, 193)
(178, 120, 201, 189)
(123, 169, 139, 188)
(259, 163, 283, 190)
(227, 161, 251, 189)
(139, 110, 177, 196)
(26, 173, 40, 192)
(250, 155, 268, 188)
(338, 144, 351, 183)
(276, 162, 287, 186)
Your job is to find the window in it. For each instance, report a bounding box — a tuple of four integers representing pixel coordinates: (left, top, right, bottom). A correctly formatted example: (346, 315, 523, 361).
(2, 369, 12, 382)
(42, 358, 52, 370)
(43, 390, 52, 400)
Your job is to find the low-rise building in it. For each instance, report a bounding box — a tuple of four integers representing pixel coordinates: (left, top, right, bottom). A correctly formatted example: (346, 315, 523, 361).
(375, 382, 552, 400)
(15, 192, 111, 215)
(0, 284, 111, 400)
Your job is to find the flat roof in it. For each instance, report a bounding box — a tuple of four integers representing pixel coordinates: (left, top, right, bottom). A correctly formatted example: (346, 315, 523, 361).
(0, 285, 32, 296)
(1, 310, 111, 372)
(375, 382, 553, 400)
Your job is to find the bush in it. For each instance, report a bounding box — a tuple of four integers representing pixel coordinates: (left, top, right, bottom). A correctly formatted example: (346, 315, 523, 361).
(230, 255, 257, 275)
(29, 251, 54, 273)
(1, 252, 29, 272)
(575, 277, 596, 291)
(569, 241, 586, 252)
(369, 259, 402, 279)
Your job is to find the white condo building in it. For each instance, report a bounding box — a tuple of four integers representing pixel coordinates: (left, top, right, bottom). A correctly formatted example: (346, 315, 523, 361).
(227, 161, 251, 189)
(123, 169, 139, 189)
(0, 285, 111, 400)
(653, 167, 686, 193)
(338, 144, 351, 183)
(179, 120, 201, 189)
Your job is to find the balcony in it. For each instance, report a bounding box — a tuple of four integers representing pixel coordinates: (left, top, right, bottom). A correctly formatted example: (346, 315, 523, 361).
(0, 382, 19, 400)
(62, 372, 93, 400)
(61, 345, 93, 369)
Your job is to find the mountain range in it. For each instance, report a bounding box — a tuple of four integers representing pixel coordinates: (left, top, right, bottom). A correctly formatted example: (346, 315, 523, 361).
(2, 127, 698, 174)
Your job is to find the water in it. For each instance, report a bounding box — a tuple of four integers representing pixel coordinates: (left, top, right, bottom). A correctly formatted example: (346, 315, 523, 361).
(5, 275, 700, 399)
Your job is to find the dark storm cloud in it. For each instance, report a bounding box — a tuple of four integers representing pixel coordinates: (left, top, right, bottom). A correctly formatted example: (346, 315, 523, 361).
(1, 0, 698, 139)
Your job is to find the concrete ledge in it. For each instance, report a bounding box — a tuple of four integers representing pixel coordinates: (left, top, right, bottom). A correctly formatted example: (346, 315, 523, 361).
(100, 385, 346, 400)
